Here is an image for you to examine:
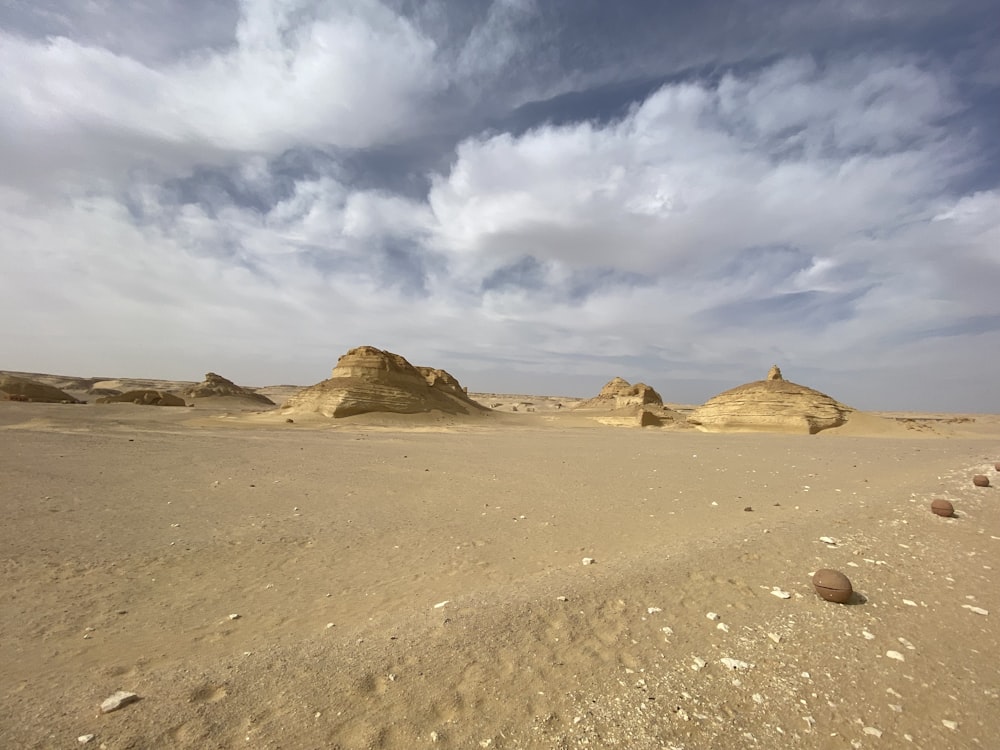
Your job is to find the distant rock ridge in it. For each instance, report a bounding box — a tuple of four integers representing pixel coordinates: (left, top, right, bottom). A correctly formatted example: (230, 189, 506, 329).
(576, 377, 664, 409)
(688, 367, 852, 434)
(0, 374, 81, 404)
(281, 346, 486, 418)
(96, 390, 187, 407)
(185, 372, 275, 405)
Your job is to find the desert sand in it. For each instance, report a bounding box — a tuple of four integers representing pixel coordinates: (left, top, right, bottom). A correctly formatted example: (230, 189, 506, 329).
(2, 369, 999, 749)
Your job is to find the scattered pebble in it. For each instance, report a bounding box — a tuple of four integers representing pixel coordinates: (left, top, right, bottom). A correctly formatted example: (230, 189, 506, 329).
(886, 651, 905, 662)
(771, 588, 792, 599)
(433, 601, 450, 609)
(661, 626, 674, 636)
(706, 612, 721, 621)
(819, 536, 837, 545)
(962, 605, 989, 616)
(902, 600, 917, 607)
(228, 613, 241, 620)
(100, 691, 139, 713)
(556, 596, 568, 602)
(862, 631, 875, 640)
(647, 607, 662, 614)
(720, 658, 752, 671)
(77, 735, 95, 744)
(717, 622, 730, 633)
(691, 657, 707, 671)
(582, 558, 595, 566)
(863, 727, 883, 738)
(767, 632, 781, 644)
(942, 719, 959, 731)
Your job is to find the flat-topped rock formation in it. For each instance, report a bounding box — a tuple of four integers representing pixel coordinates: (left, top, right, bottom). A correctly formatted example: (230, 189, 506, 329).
(185, 372, 275, 405)
(688, 366, 852, 434)
(281, 346, 487, 418)
(96, 390, 187, 407)
(0, 374, 81, 403)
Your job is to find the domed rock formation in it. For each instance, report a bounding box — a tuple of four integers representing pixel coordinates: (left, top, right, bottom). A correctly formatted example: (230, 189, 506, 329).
(281, 346, 487, 418)
(688, 367, 852, 434)
(0, 374, 81, 403)
(185, 372, 275, 405)
(576, 377, 664, 409)
(96, 390, 187, 407)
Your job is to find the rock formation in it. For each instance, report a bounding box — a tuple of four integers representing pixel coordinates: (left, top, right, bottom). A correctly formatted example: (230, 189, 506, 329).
(185, 372, 275, 405)
(576, 377, 664, 409)
(96, 390, 187, 407)
(0, 374, 81, 403)
(688, 367, 851, 434)
(281, 346, 487, 418)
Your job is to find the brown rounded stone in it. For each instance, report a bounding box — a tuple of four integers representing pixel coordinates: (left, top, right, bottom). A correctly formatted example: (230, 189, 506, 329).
(973, 474, 990, 487)
(930, 499, 955, 517)
(994, 462, 1000, 472)
(812, 569, 853, 604)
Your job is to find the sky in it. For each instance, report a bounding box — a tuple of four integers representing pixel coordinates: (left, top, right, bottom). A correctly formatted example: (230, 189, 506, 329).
(1, 0, 998, 411)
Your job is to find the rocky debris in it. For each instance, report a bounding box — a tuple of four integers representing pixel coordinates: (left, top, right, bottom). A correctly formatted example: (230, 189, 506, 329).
(100, 690, 139, 713)
(96, 390, 186, 407)
(280, 346, 487, 418)
(687, 366, 852, 434)
(0, 374, 82, 404)
(185, 372, 275, 404)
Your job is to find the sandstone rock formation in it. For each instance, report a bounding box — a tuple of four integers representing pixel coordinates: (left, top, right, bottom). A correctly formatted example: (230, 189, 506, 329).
(576, 377, 664, 409)
(96, 390, 187, 407)
(0, 374, 81, 403)
(185, 372, 275, 405)
(281, 346, 487, 418)
(688, 367, 852, 434)
(574, 377, 685, 427)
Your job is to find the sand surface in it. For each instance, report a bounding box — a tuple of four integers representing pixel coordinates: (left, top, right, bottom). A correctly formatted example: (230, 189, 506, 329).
(2, 397, 999, 749)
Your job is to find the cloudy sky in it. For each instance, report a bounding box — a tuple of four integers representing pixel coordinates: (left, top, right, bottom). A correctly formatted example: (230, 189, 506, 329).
(2, 0, 998, 410)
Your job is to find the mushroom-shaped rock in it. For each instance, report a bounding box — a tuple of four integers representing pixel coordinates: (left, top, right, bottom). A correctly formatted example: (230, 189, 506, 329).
(688, 369, 852, 434)
(281, 347, 487, 418)
(766, 364, 783, 381)
(185, 372, 275, 405)
(0, 374, 81, 404)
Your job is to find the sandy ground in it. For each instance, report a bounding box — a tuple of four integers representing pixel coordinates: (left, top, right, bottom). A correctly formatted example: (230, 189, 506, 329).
(2, 396, 999, 749)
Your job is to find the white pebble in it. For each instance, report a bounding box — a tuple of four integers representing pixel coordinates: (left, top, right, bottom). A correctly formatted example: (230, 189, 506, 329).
(691, 657, 706, 671)
(902, 600, 917, 607)
(717, 622, 730, 633)
(962, 605, 989, 616)
(863, 727, 883, 738)
(100, 691, 138, 713)
(706, 612, 721, 621)
(582, 557, 595, 566)
(78, 736, 95, 744)
(720, 657, 752, 671)
(942, 719, 958, 731)
(886, 650, 905, 662)
(771, 588, 792, 599)
(433, 600, 450, 609)
(647, 607, 662, 614)
(862, 631, 875, 640)
(228, 613, 241, 620)
(768, 632, 781, 644)
(819, 536, 837, 545)
(661, 626, 674, 636)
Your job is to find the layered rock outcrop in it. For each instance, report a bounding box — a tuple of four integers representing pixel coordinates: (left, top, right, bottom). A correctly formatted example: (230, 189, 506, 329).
(281, 346, 486, 418)
(688, 368, 852, 434)
(576, 377, 664, 409)
(96, 390, 187, 407)
(185, 372, 275, 405)
(0, 374, 81, 403)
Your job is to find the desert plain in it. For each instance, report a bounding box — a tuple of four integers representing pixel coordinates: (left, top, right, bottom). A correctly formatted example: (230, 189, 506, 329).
(2, 370, 999, 749)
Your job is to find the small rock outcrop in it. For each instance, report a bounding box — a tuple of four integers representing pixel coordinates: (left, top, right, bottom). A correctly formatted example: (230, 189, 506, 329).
(96, 390, 187, 407)
(185, 372, 275, 405)
(0, 374, 81, 403)
(281, 346, 486, 418)
(688, 367, 852, 434)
